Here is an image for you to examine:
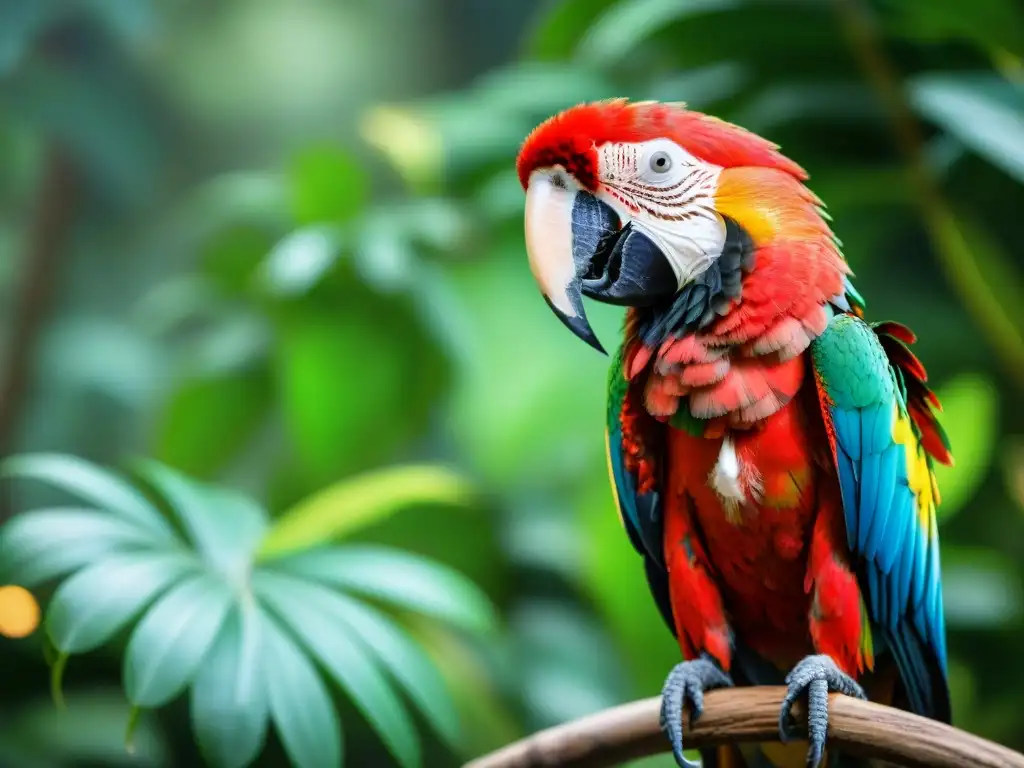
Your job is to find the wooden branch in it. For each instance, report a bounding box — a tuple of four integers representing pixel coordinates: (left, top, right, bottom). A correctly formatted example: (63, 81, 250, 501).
(0, 145, 78, 521)
(464, 687, 1024, 768)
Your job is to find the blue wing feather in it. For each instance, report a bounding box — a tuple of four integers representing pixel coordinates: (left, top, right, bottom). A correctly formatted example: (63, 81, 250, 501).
(606, 349, 672, 633)
(812, 313, 951, 724)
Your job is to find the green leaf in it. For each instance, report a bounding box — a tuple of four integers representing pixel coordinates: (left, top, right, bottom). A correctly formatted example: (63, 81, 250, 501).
(2, 689, 169, 766)
(191, 601, 268, 768)
(1, 454, 177, 542)
(47, 551, 199, 654)
(255, 572, 421, 768)
(153, 368, 274, 479)
(266, 546, 497, 634)
(304, 587, 462, 749)
(135, 462, 268, 573)
(575, 0, 740, 68)
(933, 373, 999, 520)
(272, 280, 448, 483)
(290, 144, 368, 226)
(1, 509, 166, 586)
(123, 573, 233, 707)
(259, 465, 475, 558)
(525, 0, 617, 61)
(909, 74, 1024, 184)
(260, 227, 342, 297)
(942, 546, 1022, 627)
(260, 608, 342, 768)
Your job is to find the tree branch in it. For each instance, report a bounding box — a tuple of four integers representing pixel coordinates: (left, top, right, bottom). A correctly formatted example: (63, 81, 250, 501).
(464, 687, 1024, 768)
(0, 144, 78, 520)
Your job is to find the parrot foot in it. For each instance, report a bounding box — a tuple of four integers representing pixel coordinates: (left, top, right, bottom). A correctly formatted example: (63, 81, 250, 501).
(778, 654, 866, 768)
(660, 654, 733, 768)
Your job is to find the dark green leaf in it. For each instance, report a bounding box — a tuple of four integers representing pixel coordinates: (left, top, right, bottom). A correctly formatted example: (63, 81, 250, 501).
(575, 0, 741, 68)
(2, 689, 168, 766)
(259, 465, 475, 558)
(123, 573, 233, 707)
(525, 0, 618, 61)
(191, 602, 268, 768)
(291, 144, 368, 226)
(267, 546, 496, 634)
(909, 74, 1024, 184)
(260, 608, 342, 768)
(153, 368, 274, 479)
(1, 509, 167, 587)
(135, 462, 268, 573)
(1, 454, 177, 543)
(255, 571, 421, 768)
(201, 224, 275, 294)
(47, 551, 199, 654)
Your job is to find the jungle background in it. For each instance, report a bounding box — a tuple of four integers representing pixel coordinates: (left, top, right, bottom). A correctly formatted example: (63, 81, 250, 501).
(0, 0, 1022, 767)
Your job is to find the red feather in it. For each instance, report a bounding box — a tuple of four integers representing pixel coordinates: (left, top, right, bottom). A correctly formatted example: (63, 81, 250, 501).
(516, 99, 807, 189)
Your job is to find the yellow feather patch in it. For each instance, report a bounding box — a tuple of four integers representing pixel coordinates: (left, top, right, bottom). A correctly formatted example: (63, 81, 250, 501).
(892, 403, 937, 536)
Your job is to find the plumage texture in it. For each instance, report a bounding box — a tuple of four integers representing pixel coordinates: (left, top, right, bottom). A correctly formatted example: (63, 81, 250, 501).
(518, 99, 952, 767)
(577, 102, 954, 768)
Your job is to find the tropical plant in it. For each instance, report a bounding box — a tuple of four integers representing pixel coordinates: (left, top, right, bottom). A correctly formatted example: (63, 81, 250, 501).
(0, 454, 495, 768)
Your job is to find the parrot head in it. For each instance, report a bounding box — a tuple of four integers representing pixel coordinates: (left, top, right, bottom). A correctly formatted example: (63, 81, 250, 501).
(515, 99, 818, 353)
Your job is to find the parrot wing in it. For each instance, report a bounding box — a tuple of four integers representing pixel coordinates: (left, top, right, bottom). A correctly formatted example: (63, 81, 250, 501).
(811, 311, 952, 722)
(605, 345, 675, 634)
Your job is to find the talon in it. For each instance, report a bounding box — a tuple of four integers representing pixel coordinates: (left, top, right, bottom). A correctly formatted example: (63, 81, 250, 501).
(660, 654, 733, 768)
(778, 655, 866, 768)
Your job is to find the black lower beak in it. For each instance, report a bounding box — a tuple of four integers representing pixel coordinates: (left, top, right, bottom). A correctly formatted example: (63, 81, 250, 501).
(530, 189, 678, 355)
(580, 222, 678, 307)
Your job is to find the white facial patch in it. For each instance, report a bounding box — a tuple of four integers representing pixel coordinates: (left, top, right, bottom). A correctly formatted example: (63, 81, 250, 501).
(595, 139, 726, 289)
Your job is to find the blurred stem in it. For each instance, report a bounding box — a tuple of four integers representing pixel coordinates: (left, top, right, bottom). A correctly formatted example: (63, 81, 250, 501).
(834, 0, 1024, 392)
(0, 145, 78, 520)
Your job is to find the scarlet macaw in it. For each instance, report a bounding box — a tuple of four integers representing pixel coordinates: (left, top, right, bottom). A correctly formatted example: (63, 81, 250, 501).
(516, 100, 952, 768)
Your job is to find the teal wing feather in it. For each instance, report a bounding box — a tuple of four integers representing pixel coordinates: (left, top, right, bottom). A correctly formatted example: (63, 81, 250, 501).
(605, 345, 674, 634)
(811, 311, 951, 722)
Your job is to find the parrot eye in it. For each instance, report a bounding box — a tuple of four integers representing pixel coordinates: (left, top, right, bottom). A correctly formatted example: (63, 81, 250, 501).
(649, 151, 672, 174)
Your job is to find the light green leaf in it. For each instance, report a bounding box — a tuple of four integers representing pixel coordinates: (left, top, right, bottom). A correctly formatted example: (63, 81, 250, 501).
(1, 454, 177, 542)
(259, 465, 475, 558)
(260, 609, 342, 768)
(266, 546, 496, 634)
(123, 573, 233, 707)
(909, 74, 1024, 184)
(47, 551, 199, 654)
(260, 226, 343, 298)
(135, 462, 268, 574)
(304, 587, 462, 749)
(191, 601, 268, 768)
(576, 0, 740, 67)
(255, 571, 421, 768)
(1, 509, 166, 587)
(290, 144, 368, 226)
(933, 373, 999, 520)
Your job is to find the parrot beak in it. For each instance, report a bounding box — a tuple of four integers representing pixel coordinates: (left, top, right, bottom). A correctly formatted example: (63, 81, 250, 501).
(524, 170, 678, 354)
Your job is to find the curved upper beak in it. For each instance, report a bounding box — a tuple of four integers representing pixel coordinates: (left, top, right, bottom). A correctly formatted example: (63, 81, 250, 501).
(523, 171, 678, 353)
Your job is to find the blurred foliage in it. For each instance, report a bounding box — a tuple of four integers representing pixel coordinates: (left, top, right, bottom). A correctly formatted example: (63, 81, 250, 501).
(0, 0, 1022, 767)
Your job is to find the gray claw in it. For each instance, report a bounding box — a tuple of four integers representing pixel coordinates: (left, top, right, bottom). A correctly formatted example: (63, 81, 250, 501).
(778, 654, 866, 768)
(660, 654, 733, 768)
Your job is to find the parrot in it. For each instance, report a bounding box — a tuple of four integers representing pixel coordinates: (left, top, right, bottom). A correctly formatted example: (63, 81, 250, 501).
(515, 99, 953, 768)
